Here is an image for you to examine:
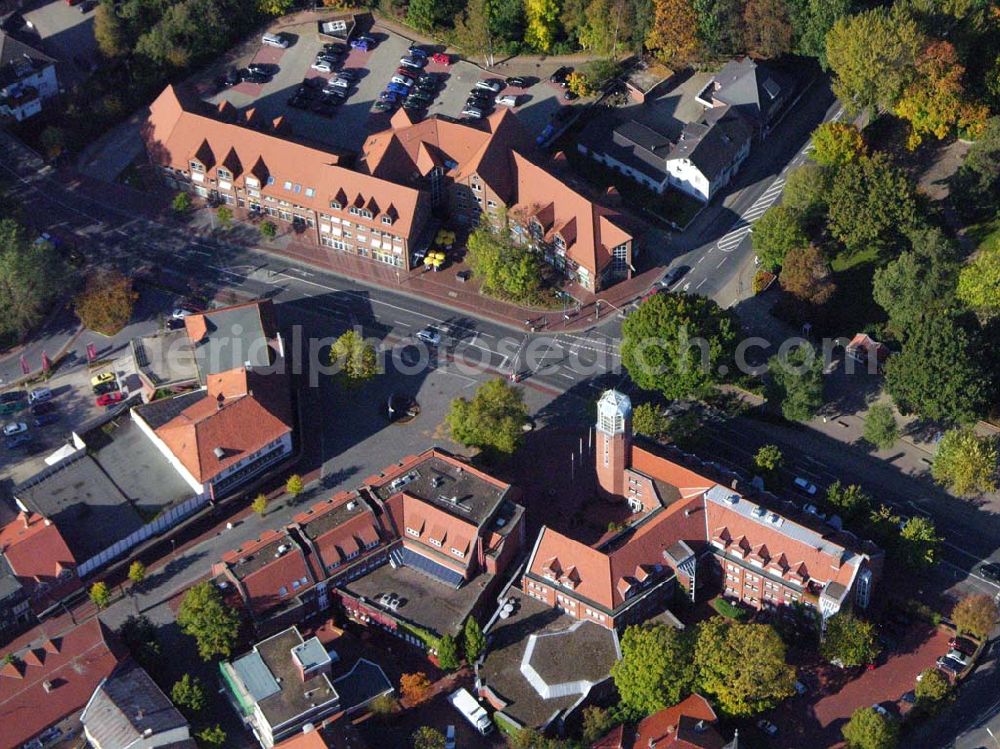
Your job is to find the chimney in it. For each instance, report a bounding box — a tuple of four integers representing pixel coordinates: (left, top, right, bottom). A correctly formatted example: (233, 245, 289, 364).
(216, 392, 225, 410)
(214, 447, 225, 460)
(43, 680, 53, 693)
(136, 708, 144, 722)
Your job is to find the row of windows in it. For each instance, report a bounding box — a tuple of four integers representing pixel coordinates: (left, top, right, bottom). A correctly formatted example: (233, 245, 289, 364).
(583, 607, 607, 622)
(277, 575, 311, 597)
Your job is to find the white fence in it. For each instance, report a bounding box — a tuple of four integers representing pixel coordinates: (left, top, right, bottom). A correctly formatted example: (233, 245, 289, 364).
(76, 494, 208, 578)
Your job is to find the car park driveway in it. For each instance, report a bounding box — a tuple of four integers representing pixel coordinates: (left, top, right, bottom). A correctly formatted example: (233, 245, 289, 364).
(21, 0, 100, 84)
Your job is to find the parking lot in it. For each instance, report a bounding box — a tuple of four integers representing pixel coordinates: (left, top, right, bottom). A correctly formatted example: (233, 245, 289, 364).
(203, 19, 575, 153)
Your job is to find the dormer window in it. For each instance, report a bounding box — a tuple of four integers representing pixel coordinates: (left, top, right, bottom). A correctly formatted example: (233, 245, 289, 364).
(382, 215, 393, 225)
(266, 176, 275, 186)
(189, 161, 204, 173)
(450, 547, 465, 558)
(305, 187, 315, 198)
(217, 167, 232, 180)
(330, 199, 342, 209)
(246, 176, 260, 188)
(283, 180, 293, 190)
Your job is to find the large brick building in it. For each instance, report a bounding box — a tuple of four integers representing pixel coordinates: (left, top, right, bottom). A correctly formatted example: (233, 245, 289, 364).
(143, 86, 633, 291)
(520, 391, 881, 631)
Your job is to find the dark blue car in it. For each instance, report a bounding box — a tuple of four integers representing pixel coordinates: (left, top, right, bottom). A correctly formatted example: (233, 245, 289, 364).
(386, 82, 409, 96)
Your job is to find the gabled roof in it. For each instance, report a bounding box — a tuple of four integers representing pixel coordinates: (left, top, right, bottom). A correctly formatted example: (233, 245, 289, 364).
(709, 57, 786, 126)
(0, 618, 126, 749)
(593, 693, 724, 749)
(668, 105, 753, 180)
(0, 31, 55, 90)
(144, 86, 424, 239)
(81, 661, 189, 747)
(0, 512, 80, 608)
(294, 493, 384, 574)
(217, 529, 317, 615)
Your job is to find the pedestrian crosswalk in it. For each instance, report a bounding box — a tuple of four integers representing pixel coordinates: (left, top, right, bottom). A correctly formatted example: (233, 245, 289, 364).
(716, 175, 787, 252)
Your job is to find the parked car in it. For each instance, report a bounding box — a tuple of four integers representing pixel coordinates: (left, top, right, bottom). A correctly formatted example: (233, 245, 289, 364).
(386, 82, 410, 96)
(407, 45, 429, 58)
(756, 720, 778, 737)
(329, 77, 351, 89)
(0, 391, 26, 404)
(373, 100, 394, 112)
(563, 89, 579, 100)
(30, 401, 55, 417)
(390, 75, 414, 87)
(461, 106, 484, 119)
(660, 266, 687, 287)
(262, 33, 289, 48)
(3, 422, 27, 437)
(28, 387, 53, 405)
(872, 703, 891, 718)
(979, 562, 1000, 583)
(944, 649, 969, 667)
(34, 412, 59, 427)
(243, 70, 268, 84)
(5, 433, 31, 449)
(406, 91, 433, 104)
(337, 68, 360, 80)
(90, 372, 116, 388)
(793, 477, 818, 495)
(379, 90, 402, 102)
(350, 36, 375, 51)
(399, 56, 427, 69)
(505, 76, 529, 88)
(395, 66, 418, 79)
(417, 72, 438, 85)
(550, 66, 572, 85)
(172, 307, 196, 319)
(416, 81, 438, 95)
(431, 52, 451, 65)
(96, 391, 125, 407)
(936, 655, 964, 674)
(496, 94, 519, 107)
(416, 327, 441, 346)
(79, 0, 97, 11)
(311, 60, 334, 73)
(475, 78, 504, 93)
(949, 636, 978, 655)
(247, 63, 273, 76)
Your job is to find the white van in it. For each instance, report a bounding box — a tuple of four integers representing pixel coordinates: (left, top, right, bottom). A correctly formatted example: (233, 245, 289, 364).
(261, 33, 288, 48)
(28, 387, 53, 405)
(496, 94, 518, 107)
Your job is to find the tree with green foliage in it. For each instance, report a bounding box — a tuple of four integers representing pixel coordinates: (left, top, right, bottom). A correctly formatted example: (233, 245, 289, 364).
(781, 164, 831, 227)
(811, 122, 867, 168)
(286, 474, 304, 498)
(581, 705, 615, 743)
(446, 377, 528, 457)
(329, 330, 378, 386)
(897, 516, 941, 570)
(827, 153, 918, 256)
(118, 615, 162, 671)
(172, 192, 192, 214)
(466, 223, 542, 304)
(754, 444, 783, 478)
(768, 343, 824, 422)
(695, 618, 796, 716)
(752, 205, 807, 271)
(257, 0, 293, 15)
(436, 633, 460, 671)
(952, 594, 998, 639)
(826, 6, 923, 115)
(885, 313, 993, 424)
(260, 220, 278, 240)
(252, 493, 268, 516)
(867, 504, 902, 548)
(692, 0, 743, 59)
(369, 693, 397, 718)
(524, 0, 561, 51)
(196, 725, 226, 748)
(779, 244, 836, 307)
(39, 127, 68, 159)
(914, 668, 951, 708)
(90, 582, 111, 610)
(621, 292, 737, 401)
(742, 0, 793, 59)
(171, 674, 207, 714)
(932, 428, 998, 495)
(863, 403, 899, 450)
(94, 0, 127, 57)
(576, 0, 630, 56)
(645, 0, 699, 65)
(128, 561, 147, 586)
(407, 0, 443, 31)
(411, 727, 446, 749)
(464, 616, 486, 663)
(821, 613, 879, 667)
(632, 402, 668, 439)
(873, 229, 959, 338)
(825, 481, 872, 523)
(177, 581, 241, 660)
(455, 0, 494, 62)
(957, 242, 1000, 318)
(791, 0, 852, 68)
(215, 205, 232, 229)
(612, 623, 694, 717)
(0, 219, 67, 344)
(842, 706, 899, 749)
(954, 117, 1000, 217)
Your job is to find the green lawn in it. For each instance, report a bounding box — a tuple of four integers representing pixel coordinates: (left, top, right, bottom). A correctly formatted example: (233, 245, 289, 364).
(965, 216, 1000, 252)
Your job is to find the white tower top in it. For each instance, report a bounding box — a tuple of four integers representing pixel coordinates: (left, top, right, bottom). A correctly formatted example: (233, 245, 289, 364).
(597, 390, 631, 435)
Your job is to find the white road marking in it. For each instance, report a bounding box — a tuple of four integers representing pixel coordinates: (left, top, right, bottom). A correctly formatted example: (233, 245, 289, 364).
(697, 255, 706, 264)
(716, 257, 727, 269)
(696, 278, 707, 289)
(393, 320, 410, 327)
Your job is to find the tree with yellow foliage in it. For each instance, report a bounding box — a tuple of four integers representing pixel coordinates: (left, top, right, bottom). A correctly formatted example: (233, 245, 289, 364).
(645, 0, 699, 66)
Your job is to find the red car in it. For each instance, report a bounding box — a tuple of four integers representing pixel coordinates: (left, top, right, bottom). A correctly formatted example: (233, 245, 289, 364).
(431, 52, 451, 65)
(96, 391, 125, 407)
(949, 636, 977, 656)
(395, 67, 417, 79)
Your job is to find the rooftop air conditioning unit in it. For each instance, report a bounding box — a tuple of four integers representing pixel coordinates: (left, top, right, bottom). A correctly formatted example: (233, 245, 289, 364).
(346, 501, 357, 511)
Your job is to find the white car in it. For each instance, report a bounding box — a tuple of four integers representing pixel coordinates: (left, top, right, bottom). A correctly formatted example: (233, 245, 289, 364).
(3, 422, 27, 437)
(944, 649, 969, 666)
(311, 60, 333, 73)
(329, 77, 351, 89)
(794, 477, 817, 495)
(390, 75, 414, 87)
(416, 327, 441, 346)
(496, 94, 518, 107)
(871, 703, 890, 718)
(475, 78, 503, 93)
(171, 307, 196, 320)
(461, 106, 484, 119)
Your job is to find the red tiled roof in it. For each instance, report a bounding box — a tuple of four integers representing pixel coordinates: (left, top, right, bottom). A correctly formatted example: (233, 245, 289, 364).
(0, 618, 126, 749)
(593, 694, 723, 749)
(145, 86, 425, 240)
(0, 513, 81, 609)
(155, 367, 291, 483)
(218, 530, 317, 615)
(384, 494, 478, 570)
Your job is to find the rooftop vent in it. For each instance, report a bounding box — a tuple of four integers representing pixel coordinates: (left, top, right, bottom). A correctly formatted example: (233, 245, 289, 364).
(213, 447, 225, 459)
(767, 513, 783, 527)
(42, 680, 53, 693)
(346, 500, 357, 511)
(724, 493, 739, 505)
(275, 544, 290, 558)
(388, 472, 417, 493)
(752, 506, 766, 518)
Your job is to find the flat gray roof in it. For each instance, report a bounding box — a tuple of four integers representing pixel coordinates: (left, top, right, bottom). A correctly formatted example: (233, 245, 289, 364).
(132, 330, 199, 388)
(330, 659, 392, 711)
(255, 628, 339, 729)
(194, 305, 274, 377)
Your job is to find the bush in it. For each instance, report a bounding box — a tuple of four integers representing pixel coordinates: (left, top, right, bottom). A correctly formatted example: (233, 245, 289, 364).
(172, 192, 192, 213)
